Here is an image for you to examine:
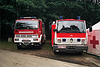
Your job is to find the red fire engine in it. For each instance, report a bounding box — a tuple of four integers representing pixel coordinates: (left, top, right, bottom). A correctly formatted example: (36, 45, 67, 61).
(14, 17, 46, 49)
(51, 17, 92, 54)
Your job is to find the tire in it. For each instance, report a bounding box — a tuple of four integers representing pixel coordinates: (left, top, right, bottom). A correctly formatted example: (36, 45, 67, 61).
(42, 38, 45, 44)
(38, 43, 42, 49)
(38, 45, 41, 49)
(17, 45, 22, 49)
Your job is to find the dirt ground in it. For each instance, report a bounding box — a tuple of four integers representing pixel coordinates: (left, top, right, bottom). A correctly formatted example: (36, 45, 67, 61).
(1, 41, 100, 67)
(0, 49, 89, 67)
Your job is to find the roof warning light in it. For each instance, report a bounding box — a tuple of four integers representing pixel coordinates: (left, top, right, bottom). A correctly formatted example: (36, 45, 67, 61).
(60, 16, 63, 19)
(77, 16, 80, 20)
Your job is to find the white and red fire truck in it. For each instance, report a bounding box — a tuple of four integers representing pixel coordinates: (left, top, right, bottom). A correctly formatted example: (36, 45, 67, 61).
(14, 17, 46, 49)
(51, 17, 92, 54)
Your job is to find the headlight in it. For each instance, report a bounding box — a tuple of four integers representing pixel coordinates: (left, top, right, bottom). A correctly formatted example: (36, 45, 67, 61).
(57, 39, 61, 43)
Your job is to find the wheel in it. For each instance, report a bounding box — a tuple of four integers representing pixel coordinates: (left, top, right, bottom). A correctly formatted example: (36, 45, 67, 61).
(42, 38, 45, 44)
(38, 43, 42, 49)
(38, 45, 41, 49)
(17, 45, 22, 49)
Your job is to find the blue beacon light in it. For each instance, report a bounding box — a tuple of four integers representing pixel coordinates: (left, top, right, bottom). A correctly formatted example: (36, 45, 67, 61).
(77, 16, 80, 20)
(60, 16, 63, 19)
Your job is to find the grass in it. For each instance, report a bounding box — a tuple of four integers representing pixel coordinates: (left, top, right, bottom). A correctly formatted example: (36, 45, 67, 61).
(0, 40, 52, 51)
(41, 41, 53, 52)
(0, 41, 17, 50)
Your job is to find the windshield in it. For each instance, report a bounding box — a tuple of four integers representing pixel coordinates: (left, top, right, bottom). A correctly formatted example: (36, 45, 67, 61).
(15, 20, 38, 29)
(57, 21, 86, 33)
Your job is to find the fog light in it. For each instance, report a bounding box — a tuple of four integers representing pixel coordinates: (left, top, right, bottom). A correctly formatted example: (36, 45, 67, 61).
(31, 43, 34, 45)
(56, 50, 59, 52)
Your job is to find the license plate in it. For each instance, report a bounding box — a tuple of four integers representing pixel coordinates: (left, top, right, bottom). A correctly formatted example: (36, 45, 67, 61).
(58, 46, 66, 48)
(22, 40, 30, 44)
(22, 40, 30, 42)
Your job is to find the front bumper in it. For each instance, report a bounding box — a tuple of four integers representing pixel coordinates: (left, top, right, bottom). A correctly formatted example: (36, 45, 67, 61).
(14, 38, 41, 46)
(53, 45, 88, 53)
(14, 42, 41, 46)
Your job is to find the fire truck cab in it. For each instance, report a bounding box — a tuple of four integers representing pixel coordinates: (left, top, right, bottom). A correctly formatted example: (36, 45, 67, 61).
(51, 17, 90, 54)
(14, 17, 46, 49)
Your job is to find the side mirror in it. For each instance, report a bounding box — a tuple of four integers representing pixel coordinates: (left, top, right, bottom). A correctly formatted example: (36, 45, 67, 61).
(89, 26, 92, 32)
(53, 29, 57, 32)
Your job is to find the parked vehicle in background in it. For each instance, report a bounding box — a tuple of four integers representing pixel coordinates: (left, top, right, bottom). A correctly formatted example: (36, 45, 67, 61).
(14, 17, 46, 49)
(51, 16, 92, 54)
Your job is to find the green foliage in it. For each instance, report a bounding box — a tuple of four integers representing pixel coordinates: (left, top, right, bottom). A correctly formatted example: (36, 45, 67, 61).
(0, 41, 17, 50)
(1, 0, 100, 40)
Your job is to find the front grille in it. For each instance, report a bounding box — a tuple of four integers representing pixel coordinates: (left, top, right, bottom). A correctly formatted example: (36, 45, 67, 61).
(21, 35, 26, 37)
(61, 39, 80, 43)
(27, 35, 32, 37)
(16, 35, 33, 38)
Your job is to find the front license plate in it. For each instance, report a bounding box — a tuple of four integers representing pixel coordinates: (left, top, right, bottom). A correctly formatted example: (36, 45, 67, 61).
(22, 40, 30, 42)
(58, 46, 66, 48)
(22, 40, 30, 44)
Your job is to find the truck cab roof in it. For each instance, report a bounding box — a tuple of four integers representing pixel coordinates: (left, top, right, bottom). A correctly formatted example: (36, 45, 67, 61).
(57, 19, 85, 22)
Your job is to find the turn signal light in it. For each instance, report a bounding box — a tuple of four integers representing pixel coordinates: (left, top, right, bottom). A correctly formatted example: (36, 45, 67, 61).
(82, 39, 85, 41)
(82, 39, 85, 44)
(57, 39, 61, 43)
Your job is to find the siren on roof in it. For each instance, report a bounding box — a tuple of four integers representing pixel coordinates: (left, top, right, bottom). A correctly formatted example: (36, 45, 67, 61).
(77, 16, 80, 20)
(60, 16, 63, 19)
